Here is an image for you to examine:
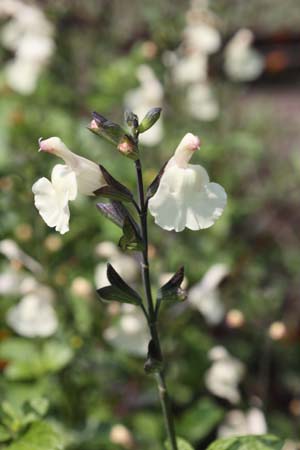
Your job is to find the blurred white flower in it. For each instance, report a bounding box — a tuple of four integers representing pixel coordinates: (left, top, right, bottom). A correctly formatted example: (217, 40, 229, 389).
(148, 133, 226, 232)
(218, 408, 267, 438)
(124, 65, 164, 146)
(95, 242, 139, 288)
(205, 346, 245, 404)
(0, 1, 55, 94)
(168, 0, 221, 122)
(6, 286, 57, 338)
(32, 137, 104, 234)
(104, 305, 149, 357)
(224, 29, 264, 81)
(0, 239, 42, 273)
(172, 53, 207, 86)
(188, 263, 229, 324)
(0, 268, 26, 295)
(186, 82, 220, 121)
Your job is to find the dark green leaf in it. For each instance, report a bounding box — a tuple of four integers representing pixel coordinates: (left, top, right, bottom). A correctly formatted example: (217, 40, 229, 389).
(178, 397, 224, 442)
(158, 267, 186, 302)
(106, 264, 142, 303)
(119, 216, 144, 252)
(144, 339, 163, 374)
(0, 424, 11, 443)
(7, 421, 64, 450)
(206, 435, 284, 450)
(97, 286, 141, 305)
(139, 107, 162, 133)
(165, 437, 194, 450)
(94, 165, 133, 202)
(146, 161, 168, 200)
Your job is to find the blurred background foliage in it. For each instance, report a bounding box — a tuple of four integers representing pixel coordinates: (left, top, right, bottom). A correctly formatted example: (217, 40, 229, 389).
(0, 0, 300, 449)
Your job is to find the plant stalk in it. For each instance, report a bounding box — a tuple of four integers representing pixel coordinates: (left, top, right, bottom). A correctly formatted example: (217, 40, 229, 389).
(135, 158, 178, 450)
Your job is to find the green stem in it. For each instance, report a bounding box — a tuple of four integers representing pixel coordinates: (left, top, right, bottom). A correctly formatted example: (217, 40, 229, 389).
(135, 158, 178, 450)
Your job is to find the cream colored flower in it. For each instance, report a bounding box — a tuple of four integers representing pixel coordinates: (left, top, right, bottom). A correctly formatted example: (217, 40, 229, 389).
(148, 133, 226, 232)
(32, 137, 104, 234)
(218, 408, 267, 438)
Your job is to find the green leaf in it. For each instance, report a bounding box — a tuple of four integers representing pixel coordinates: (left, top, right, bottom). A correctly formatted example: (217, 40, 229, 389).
(7, 421, 64, 450)
(28, 398, 49, 417)
(158, 267, 186, 302)
(178, 397, 224, 442)
(165, 437, 194, 450)
(0, 424, 11, 443)
(139, 107, 161, 133)
(119, 216, 143, 252)
(206, 435, 284, 450)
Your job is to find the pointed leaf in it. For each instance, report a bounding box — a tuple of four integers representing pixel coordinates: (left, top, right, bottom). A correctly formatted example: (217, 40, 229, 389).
(94, 165, 133, 202)
(96, 201, 129, 228)
(158, 267, 186, 302)
(144, 339, 163, 374)
(206, 435, 284, 450)
(97, 286, 141, 305)
(139, 107, 162, 133)
(146, 161, 168, 200)
(165, 437, 195, 450)
(107, 264, 142, 303)
(119, 216, 144, 252)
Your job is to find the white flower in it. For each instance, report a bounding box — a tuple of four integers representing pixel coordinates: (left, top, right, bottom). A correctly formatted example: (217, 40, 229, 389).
(218, 408, 267, 438)
(6, 286, 57, 338)
(32, 137, 104, 234)
(224, 29, 264, 82)
(148, 133, 226, 232)
(103, 305, 149, 357)
(0, 239, 43, 273)
(124, 65, 164, 146)
(186, 83, 220, 121)
(188, 263, 229, 324)
(205, 346, 245, 404)
(184, 23, 221, 54)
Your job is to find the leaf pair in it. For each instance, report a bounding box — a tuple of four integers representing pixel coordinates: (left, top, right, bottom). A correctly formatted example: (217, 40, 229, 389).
(95, 166, 143, 251)
(97, 264, 142, 306)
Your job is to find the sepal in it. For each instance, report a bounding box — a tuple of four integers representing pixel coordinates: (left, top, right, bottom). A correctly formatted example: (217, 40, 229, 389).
(89, 112, 125, 146)
(97, 264, 142, 305)
(158, 266, 186, 302)
(124, 110, 139, 130)
(139, 107, 162, 133)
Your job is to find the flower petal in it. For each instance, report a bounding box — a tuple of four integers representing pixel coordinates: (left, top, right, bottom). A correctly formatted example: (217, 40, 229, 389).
(51, 164, 77, 201)
(149, 164, 226, 232)
(32, 174, 71, 235)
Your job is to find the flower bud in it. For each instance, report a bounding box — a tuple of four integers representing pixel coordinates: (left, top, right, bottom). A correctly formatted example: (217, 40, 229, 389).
(117, 135, 138, 160)
(139, 107, 162, 133)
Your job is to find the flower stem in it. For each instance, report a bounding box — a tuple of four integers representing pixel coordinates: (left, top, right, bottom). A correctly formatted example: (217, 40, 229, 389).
(135, 158, 178, 450)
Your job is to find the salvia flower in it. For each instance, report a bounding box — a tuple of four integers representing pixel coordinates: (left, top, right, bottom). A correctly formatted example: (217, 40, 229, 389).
(148, 133, 226, 232)
(32, 137, 104, 234)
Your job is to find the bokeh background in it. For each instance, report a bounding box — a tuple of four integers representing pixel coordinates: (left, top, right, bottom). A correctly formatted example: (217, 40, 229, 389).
(1, 1, 300, 449)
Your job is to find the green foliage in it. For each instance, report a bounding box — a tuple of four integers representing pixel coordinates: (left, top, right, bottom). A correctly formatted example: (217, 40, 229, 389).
(6, 421, 64, 450)
(165, 436, 195, 450)
(206, 435, 284, 450)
